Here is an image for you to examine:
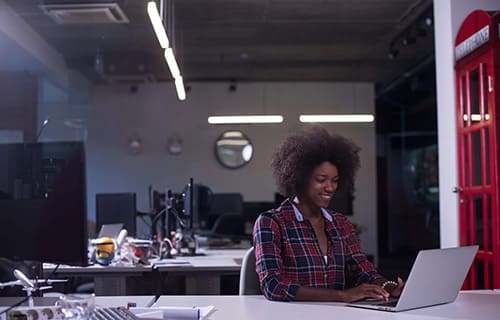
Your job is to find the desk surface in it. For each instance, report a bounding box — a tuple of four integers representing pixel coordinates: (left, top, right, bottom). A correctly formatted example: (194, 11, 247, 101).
(43, 249, 247, 274)
(154, 292, 500, 320)
(0, 296, 156, 308)
(42, 249, 248, 295)
(2, 292, 498, 319)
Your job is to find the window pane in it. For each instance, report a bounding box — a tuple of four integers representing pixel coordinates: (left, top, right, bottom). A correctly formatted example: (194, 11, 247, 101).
(464, 134, 469, 186)
(482, 64, 489, 120)
(486, 195, 491, 251)
(462, 75, 468, 127)
(470, 68, 480, 123)
(472, 131, 482, 186)
(485, 128, 490, 185)
(474, 195, 483, 250)
(463, 195, 471, 244)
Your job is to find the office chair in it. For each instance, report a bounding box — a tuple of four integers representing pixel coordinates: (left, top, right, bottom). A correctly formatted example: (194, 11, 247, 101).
(239, 247, 261, 295)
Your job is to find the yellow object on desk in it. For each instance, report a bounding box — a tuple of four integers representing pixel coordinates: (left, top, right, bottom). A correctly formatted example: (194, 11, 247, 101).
(92, 237, 115, 266)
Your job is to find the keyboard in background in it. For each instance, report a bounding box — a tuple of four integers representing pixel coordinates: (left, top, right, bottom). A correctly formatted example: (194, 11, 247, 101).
(92, 307, 139, 320)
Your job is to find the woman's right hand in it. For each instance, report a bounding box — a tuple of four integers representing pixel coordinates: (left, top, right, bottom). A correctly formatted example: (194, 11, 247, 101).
(341, 283, 390, 302)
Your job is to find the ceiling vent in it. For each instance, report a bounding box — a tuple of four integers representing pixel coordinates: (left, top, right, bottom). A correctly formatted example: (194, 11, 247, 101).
(40, 3, 129, 24)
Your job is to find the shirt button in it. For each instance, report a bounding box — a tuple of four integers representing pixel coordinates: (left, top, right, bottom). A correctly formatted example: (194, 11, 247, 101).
(324, 273, 328, 279)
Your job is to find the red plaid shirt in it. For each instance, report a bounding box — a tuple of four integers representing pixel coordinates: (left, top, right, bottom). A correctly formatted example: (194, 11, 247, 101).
(253, 199, 381, 301)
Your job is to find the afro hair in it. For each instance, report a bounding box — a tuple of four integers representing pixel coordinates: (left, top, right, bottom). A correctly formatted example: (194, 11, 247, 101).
(271, 127, 360, 198)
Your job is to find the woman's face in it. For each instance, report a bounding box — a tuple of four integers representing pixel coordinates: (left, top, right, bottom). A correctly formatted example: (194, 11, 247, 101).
(303, 161, 339, 208)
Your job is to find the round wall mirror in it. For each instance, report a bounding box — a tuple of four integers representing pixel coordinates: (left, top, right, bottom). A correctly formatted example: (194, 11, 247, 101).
(215, 130, 253, 169)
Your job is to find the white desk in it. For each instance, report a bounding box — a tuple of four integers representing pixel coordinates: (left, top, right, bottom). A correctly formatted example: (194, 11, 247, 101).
(154, 292, 500, 320)
(44, 249, 247, 296)
(44, 264, 154, 296)
(153, 249, 245, 294)
(0, 296, 155, 308)
(94, 296, 156, 308)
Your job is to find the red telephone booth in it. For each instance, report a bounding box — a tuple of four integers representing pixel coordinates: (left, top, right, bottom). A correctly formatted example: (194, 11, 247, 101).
(455, 10, 500, 289)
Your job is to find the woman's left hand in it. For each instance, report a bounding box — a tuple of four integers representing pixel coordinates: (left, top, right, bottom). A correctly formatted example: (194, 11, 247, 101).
(390, 277, 405, 297)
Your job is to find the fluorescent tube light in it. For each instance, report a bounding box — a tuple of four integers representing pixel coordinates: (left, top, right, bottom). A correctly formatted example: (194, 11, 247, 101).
(463, 114, 490, 121)
(175, 76, 186, 101)
(147, 1, 169, 49)
(299, 114, 375, 123)
(164, 48, 181, 79)
(208, 115, 284, 124)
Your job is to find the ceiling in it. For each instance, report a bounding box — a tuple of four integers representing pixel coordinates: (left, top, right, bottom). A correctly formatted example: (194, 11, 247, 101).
(4, 0, 435, 93)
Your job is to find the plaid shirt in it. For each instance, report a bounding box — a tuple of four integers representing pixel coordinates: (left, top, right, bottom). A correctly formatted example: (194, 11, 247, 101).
(253, 199, 381, 301)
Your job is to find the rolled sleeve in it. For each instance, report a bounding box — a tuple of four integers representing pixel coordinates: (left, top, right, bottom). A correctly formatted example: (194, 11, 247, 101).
(253, 213, 300, 301)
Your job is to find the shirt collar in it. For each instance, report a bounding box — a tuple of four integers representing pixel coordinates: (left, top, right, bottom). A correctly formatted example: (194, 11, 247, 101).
(289, 198, 333, 222)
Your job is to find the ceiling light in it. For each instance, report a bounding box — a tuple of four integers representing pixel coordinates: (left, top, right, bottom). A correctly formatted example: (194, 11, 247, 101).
(208, 115, 284, 124)
(164, 48, 180, 78)
(148, 1, 185, 101)
(463, 114, 490, 121)
(147, 1, 169, 48)
(175, 77, 186, 101)
(299, 114, 375, 123)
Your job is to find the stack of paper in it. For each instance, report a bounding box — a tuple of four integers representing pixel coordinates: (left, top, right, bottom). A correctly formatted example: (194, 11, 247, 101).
(130, 306, 215, 320)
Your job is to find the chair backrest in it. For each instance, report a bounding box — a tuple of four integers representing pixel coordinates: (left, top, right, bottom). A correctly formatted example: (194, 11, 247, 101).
(239, 247, 262, 295)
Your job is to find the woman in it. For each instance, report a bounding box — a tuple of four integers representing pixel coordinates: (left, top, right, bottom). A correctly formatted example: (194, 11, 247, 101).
(253, 127, 404, 302)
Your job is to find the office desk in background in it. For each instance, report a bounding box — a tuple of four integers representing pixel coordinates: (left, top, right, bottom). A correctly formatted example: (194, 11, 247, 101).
(43, 249, 247, 296)
(155, 292, 500, 320)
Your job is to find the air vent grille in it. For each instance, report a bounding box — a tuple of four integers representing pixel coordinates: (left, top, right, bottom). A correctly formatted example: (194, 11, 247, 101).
(40, 3, 129, 24)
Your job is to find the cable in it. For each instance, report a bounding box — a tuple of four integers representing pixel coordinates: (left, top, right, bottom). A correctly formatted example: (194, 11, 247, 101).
(46, 264, 60, 278)
(0, 296, 30, 316)
(139, 215, 152, 227)
(169, 207, 187, 228)
(151, 207, 167, 226)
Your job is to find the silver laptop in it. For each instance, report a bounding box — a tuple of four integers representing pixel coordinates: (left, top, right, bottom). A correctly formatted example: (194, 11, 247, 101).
(98, 223, 124, 238)
(347, 245, 478, 312)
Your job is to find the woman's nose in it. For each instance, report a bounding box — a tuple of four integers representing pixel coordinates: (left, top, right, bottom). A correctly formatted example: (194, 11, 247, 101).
(325, 182, 334, 192)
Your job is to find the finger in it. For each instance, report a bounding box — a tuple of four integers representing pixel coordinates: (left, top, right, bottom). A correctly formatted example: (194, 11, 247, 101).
(397, 277, 405, 287)
(371, 287, 390, 300)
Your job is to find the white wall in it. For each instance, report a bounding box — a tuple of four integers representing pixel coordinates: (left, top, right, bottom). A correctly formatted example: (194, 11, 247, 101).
(434, 0, 500, 248)
(85, 82, 378, 257)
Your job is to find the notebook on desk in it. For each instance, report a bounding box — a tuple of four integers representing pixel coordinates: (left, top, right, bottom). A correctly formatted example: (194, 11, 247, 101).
(347, 245, 478, 312)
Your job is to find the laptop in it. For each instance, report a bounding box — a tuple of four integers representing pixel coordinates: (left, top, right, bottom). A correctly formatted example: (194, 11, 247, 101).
(97, 223, 124, 238)
(347, 245, 478, 312)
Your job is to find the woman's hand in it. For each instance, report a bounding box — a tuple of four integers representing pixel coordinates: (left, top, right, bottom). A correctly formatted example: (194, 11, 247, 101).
(388, 277, 405, 297)
(341, 283, 390, 302)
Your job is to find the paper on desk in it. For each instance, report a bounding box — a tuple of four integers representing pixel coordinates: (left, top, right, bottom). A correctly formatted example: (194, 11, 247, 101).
(151, 260, 193, 269)
(130, 306, 215, 320)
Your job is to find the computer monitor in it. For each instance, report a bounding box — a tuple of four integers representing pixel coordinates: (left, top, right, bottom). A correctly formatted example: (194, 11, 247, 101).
(96, 193, 137, 237)
(209, 193, 243, 229)
(0, 142, 88, 266)
(182, 183, 212, 231)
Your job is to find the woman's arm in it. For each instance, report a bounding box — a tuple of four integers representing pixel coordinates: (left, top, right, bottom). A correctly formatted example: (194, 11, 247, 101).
(253, 213, 300, 301)
(295, 283, 389, 302)
(340, 216, 382, 286)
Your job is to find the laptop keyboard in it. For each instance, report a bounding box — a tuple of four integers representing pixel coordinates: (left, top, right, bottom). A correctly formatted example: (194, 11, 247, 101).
(92, 307, 139, 320)
(360, 298, 398, 307)
(376, 300, 398, 307)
